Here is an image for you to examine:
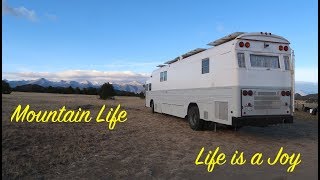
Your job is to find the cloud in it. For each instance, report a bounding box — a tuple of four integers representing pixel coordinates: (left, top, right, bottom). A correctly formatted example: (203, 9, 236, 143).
(2, 0, 37, 21)
(2, 70, 150, 84)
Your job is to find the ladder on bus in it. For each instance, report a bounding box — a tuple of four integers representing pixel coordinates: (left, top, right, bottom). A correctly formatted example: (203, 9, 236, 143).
(291, 50, 295, 112)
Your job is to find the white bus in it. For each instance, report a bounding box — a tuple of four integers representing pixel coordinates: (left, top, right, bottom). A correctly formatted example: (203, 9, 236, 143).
(145, 32, 294, 130)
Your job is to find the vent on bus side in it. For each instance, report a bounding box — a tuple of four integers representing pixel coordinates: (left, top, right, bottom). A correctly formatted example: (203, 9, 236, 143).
(215, 101, 228, 120)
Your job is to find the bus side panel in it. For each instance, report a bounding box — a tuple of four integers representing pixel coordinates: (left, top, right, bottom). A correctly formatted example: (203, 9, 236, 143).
(148, 87, 234, 125)
(145, 91, 151, 107)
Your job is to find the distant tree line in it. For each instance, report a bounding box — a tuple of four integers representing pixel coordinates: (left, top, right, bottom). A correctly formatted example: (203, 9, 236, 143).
(2, 80, 12, 94)
(2, 80, 145, 98)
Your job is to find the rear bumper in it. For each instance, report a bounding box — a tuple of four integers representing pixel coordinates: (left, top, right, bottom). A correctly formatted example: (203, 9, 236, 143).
(232, 115, 293, 127)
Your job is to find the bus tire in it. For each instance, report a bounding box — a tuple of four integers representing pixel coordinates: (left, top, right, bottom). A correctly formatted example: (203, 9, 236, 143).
(150, 101, 155, 113)
(312, 108, 317, 115)
(188, 105, 204, 130)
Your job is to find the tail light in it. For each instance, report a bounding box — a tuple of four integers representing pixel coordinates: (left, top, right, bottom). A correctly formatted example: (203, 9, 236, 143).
(248, 90, 253, 96)
(281, 91, 286, 96)
(284, 46, 288, 51)
(239, 42, 244, 47)
(286, 91, 291, 96)
(279, 45, 283, 51)
(245, 42, 250, 48)
(242, 90, 248, 96)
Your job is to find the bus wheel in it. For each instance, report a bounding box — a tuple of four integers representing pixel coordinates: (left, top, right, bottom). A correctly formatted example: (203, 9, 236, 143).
(187, 106, 203, 130)
(150, 101, 155, 113)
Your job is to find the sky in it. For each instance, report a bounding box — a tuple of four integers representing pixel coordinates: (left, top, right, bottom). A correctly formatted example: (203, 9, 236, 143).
(2, 0, 318, 83)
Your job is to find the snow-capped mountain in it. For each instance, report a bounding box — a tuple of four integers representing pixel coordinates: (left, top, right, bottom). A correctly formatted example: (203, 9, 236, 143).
(4, 78, 145, 93)
(5, 78, 98, 89)
(295, 81, 318, 96)
(112, 84, 144, 93)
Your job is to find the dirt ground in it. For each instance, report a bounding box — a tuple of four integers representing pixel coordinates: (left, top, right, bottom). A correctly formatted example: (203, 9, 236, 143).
(2, 92, 318, 179)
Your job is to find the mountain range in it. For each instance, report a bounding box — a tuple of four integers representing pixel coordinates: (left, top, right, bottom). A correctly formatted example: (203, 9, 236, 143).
(294, 81, 318, 96)
(3, 78, 318, 95)
(4, 78, 145, 94)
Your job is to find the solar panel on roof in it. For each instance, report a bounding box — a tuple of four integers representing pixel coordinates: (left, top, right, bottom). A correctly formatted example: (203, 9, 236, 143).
(160, 32, 246, 66)
(207, 32, 245, 46)
(181, 48, 206, 59)
(164, 57, 180, 64)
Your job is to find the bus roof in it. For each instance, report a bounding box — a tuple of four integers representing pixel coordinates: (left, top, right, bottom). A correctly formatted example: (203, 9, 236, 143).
(157, 32, 290, 68)
(207, 32, 289, 46)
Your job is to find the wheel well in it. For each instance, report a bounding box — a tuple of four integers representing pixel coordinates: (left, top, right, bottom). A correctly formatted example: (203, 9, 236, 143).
(150, 99, 154, 107)
(188, 103, 198, 111)
(185, 103, 198, 119)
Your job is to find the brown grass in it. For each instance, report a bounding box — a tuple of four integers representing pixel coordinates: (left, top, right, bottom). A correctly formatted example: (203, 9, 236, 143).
(2, 92, 318, 179)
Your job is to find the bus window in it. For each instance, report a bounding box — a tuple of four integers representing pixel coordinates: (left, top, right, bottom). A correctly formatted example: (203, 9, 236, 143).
(284, 56, 290, 70)
(250, 54, 279, 68)
(160, 72, 164, 82)
(237, 53, 246, 68)
(202, 58, 210, 74)
(164, 71, 167, 81)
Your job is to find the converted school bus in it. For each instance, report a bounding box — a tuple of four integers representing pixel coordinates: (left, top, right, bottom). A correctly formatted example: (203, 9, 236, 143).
(145, 32, 294, 130)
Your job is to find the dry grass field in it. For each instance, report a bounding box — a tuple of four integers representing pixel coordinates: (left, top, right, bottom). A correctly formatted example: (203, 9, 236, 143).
(2, 92, 318, 179)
